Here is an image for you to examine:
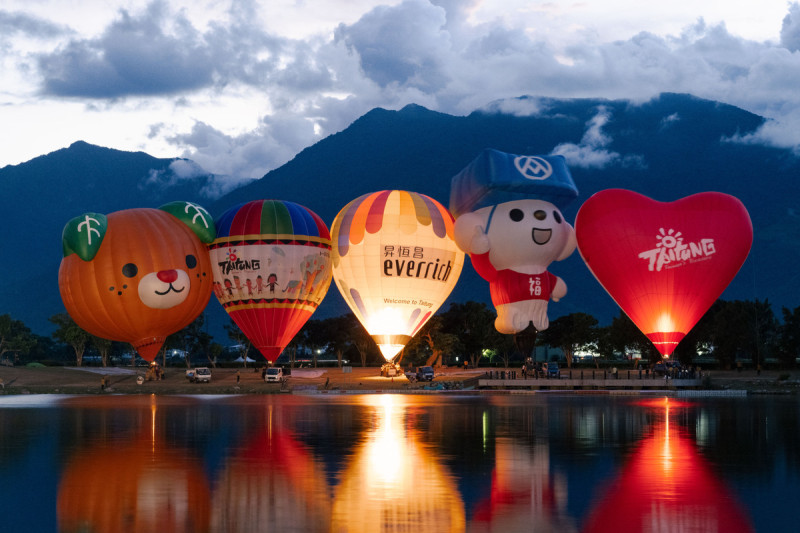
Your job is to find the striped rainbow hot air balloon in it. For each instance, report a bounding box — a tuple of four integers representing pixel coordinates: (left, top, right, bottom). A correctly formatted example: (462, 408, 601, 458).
(209, 200, 332, 361)
(331, 190, 465, 361)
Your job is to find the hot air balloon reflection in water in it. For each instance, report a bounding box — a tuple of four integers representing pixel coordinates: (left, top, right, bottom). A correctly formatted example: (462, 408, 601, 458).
(331, 191, 464, 361)
(211, 406, 332, 531)
(575, 190, 752, 357)
(57, 396, 211, 533)
(582, 398, 755, 533)
(209, 200, 333, 361)
(472, 437, 576, 532)
(330, 395, 466, 533)
(58, 202, 216, 361)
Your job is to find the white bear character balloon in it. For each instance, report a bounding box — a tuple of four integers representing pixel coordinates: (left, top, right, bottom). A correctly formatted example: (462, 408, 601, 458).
(449, 150, 579, 334)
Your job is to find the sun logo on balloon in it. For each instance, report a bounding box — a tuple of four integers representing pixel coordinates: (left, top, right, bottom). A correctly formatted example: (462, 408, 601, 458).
(655, 228, 682, 249)
(226, 248, 238, 262)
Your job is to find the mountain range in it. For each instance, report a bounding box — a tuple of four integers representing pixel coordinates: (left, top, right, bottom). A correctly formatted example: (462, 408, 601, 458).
(2, 92, 798, 339)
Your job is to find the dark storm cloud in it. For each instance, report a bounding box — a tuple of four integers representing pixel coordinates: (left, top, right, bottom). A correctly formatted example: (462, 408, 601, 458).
(781, 2, 800, 52)
(35, 0, 331, 99)
(334, 0, 451, 91)
(38, 2, 214, 97)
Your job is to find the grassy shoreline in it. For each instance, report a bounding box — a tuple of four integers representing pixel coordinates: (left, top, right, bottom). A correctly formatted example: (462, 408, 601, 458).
(1, 366, 798, 396)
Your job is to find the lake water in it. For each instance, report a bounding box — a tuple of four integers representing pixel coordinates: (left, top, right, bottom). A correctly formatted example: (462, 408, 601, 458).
(0, 392, 796, 532)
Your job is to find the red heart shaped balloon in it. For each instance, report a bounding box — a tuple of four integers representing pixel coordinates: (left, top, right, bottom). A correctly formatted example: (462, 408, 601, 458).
(575, 189, 752, 356)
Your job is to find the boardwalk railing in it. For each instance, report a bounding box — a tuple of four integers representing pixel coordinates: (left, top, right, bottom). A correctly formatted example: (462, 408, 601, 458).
(478, 369, 703, 390)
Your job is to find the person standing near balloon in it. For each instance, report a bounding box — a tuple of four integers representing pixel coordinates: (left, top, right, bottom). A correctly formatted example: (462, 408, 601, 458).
(449, 149, 579, 334)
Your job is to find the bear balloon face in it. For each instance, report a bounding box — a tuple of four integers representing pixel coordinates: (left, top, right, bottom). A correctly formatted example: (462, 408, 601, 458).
(460, 199, 576, 273)
(453, 198, 576, 333)
(58, 202, 216, 361)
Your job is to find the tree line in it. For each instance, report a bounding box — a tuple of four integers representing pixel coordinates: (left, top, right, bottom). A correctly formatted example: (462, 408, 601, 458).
(0, 298, 797, 369)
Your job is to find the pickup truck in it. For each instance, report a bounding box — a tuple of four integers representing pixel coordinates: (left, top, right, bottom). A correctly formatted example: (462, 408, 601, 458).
(186, 367, 212, 383)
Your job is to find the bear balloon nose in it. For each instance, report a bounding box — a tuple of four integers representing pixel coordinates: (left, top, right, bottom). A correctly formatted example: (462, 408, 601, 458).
(157, 270, 179, 283)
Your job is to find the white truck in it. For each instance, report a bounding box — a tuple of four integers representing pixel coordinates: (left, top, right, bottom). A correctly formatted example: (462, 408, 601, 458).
(264, 367, 284, 383)
(186, 367, 212, 383)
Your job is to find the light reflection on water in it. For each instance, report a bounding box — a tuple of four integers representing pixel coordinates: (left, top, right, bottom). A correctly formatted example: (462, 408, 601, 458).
(0, 393, 796, 532)
(330, 395, 465, 533)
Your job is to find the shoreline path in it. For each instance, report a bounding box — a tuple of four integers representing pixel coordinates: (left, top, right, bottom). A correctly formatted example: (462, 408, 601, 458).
(0, 366, 797, 396)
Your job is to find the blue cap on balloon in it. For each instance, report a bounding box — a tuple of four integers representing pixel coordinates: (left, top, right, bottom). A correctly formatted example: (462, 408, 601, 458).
(449, 149, 579, 217)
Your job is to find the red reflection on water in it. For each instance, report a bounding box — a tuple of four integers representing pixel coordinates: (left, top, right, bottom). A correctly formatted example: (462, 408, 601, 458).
(632, 397, 694, 410)
(582, 399, 754, 533)
(211, 409, 332, 532)
(471, 438, 576, 532)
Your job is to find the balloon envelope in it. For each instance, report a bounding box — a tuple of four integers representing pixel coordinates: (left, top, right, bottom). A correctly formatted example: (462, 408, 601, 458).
(331, 190, 464, 360)
(58, 205, 215, 361)
(575, 189, 752, 356)
(210, 200, 333, 361)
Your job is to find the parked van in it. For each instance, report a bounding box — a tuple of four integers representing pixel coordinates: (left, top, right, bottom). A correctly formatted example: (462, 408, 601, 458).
(186, 367, 211, 383)
(265, 367, 284, 382)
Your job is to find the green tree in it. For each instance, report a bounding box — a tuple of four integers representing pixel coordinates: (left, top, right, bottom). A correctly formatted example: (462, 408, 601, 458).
(710, 299, 777, 369)
(185, 314, 215, 367)
(49, 313, 91, 367)
(90, 335, 113, 367)
(672, 300, 720, 366)
(405, 315, 458, 367)
(600, 311, 659, 365)
(225, 319, 252, 367)
(441, 301, 496, 368)
(321, 315, 354, 368)
(538, 312, 599, 368)
(487, 331, 516, 368)
(0, 314, 36, 364)
(299, 319, 328, 368)
(348, 317, 378, 367)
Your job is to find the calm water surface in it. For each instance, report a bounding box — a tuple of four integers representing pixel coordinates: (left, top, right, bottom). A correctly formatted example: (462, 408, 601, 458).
(0, 393, 797, 532)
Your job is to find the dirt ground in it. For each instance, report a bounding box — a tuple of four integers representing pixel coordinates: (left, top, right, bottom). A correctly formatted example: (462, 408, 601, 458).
(0, 365, 797, 395)
(0, 365, 485, 395)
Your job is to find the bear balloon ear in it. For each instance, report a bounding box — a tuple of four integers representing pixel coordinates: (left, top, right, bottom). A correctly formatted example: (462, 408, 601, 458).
(159, 201, 217, 243)
(556, 223, 577, 262)
(454, 210, 491, 255)
(62, 213, 108, 261)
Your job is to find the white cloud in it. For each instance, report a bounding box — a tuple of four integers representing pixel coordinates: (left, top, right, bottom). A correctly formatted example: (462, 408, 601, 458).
(551, 106, 646, 169)
(3, 0, 800, 185)
(477, 96, 546, 117)
(660, 112, 681, 128)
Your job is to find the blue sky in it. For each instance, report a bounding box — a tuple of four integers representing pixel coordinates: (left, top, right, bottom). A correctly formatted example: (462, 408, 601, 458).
(2, 0, 799, 194)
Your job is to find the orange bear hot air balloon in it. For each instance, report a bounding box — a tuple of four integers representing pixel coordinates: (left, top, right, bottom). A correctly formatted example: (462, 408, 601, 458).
(58, 202, 216, 361)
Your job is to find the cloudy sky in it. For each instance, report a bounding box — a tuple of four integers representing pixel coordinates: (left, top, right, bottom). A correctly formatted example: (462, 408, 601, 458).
(3, 0, 800, 194)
